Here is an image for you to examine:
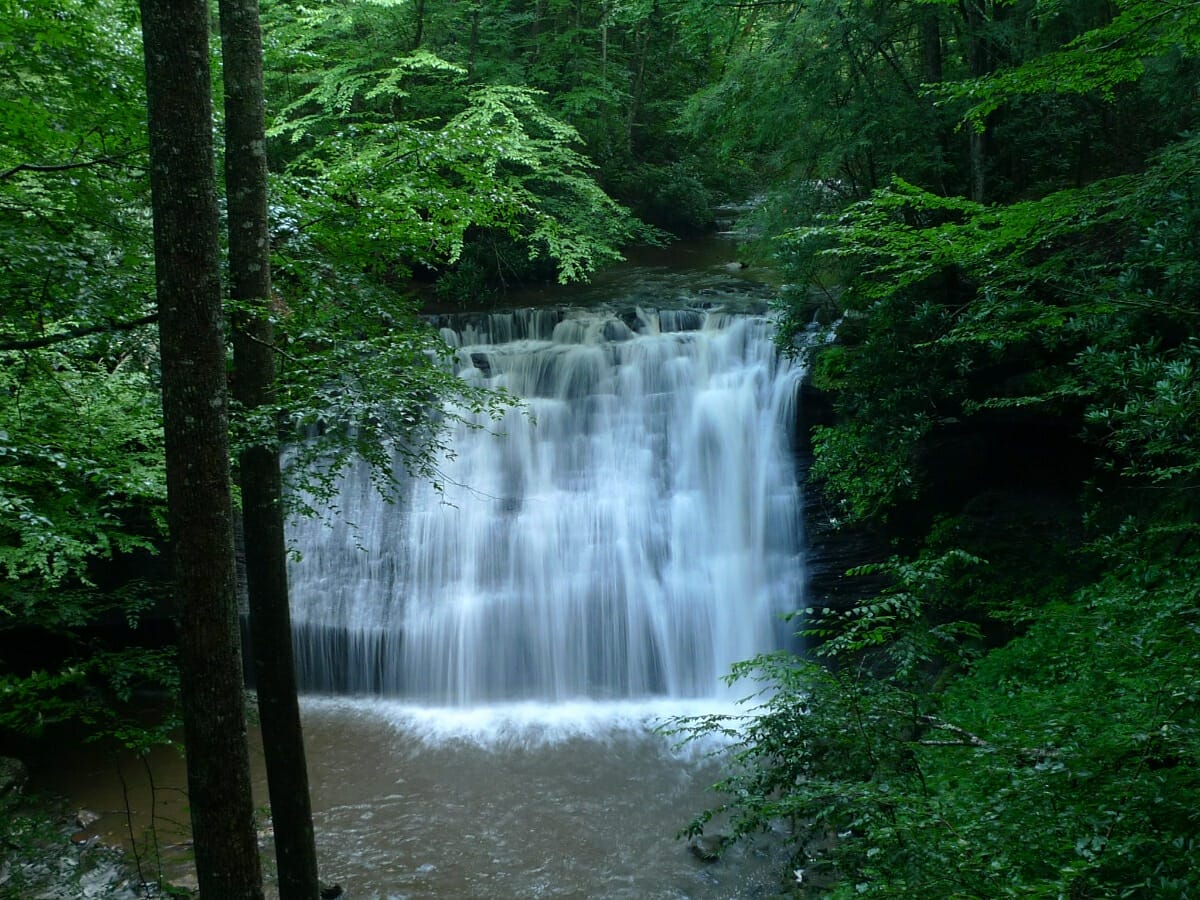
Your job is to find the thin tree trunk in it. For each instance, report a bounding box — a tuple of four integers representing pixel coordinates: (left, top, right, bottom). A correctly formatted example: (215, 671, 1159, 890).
(217, 0, 322, 896)
(920, 8, 950, 196)
(968, 131, 986, 202)
(921, 10, 943, 84)
(468, 4, 480, 76)
(626, 7, 656, 153)
(960, 0, 991, 202)
(530, 0, 545, 65)
(600, 1, 610, 83)
(138, 1, 264, 896)
(413, 0, 426, 49)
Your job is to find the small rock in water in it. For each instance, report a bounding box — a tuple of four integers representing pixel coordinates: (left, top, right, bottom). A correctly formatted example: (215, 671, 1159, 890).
(320, 884, 344, 899)
(75, 809, 101, 829)
(602, 319, 634, 342)
(687, 833, 724, 862)
(469, 352, 492, 376)
(171, 873, 200, 893)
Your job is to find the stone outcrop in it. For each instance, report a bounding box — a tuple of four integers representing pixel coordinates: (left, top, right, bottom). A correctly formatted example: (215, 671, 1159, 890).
(797, 379, 892, 618)
(0, 756, 28, 797)
(794, 361, 1088, 627)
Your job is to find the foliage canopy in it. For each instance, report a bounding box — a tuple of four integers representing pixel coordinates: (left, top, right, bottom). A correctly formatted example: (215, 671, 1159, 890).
(672, 1, 1200, 896)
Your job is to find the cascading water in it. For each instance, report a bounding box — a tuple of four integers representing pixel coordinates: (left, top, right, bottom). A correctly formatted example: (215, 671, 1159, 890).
(287, 303, 805, 706)
(49, 257, 803, 899)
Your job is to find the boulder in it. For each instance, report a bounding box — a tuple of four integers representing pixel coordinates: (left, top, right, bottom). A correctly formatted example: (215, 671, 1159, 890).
(0, 756, 28, 797)
(687, 833, 724, 862)
(469, 351, 492, 377)
(69, 831, 101, 848)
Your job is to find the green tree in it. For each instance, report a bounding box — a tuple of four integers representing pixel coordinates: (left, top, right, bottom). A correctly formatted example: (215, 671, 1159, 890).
(140, 0, 264, 893)
(219, 0, 323, 894)
(680, 2, 1200, 895)
(0, 0, 163, 612)
(0, 0, 173, 758)
(262, 0, 716, 237)
(263, 5, 649, 296)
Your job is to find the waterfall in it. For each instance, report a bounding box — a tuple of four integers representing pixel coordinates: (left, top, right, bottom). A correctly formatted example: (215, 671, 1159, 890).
(287, 305, 805, 705)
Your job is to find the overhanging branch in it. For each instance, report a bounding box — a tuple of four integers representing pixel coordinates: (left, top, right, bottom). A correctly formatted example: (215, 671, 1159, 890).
(0, 147, 147, 181)
(0, 313, 158, 352)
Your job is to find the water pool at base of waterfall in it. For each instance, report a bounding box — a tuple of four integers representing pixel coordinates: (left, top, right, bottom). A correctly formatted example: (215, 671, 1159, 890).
(294, 698, 788, 899)
(31, 697, 791, 899)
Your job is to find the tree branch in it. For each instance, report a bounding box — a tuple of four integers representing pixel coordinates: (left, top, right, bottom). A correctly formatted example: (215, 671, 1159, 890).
(238, 328, 299, 362)
(0, 148, 147, 181)
(915, 715, 1061, 764)
(917, 716, 989, 748)
(0, 313, 158, 352)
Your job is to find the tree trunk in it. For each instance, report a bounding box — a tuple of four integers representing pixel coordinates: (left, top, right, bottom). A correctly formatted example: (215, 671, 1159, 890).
(138, 1, 264, 896)
(920, 7, 950, 196)
(413, 0, 426, 49)
(218, 0, 323, 896)
(600, 1, 610, 83)
(468, 4, 481, 76)
(626, 7, 656, 153)
(530, 0, 545, 65)
(920, 9, 943, 84)
(960, 0, 992, 202)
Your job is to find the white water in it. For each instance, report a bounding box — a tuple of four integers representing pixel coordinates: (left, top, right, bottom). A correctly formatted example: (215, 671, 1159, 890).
(287, 304, 805, 707)
(42, 257, 806, 898)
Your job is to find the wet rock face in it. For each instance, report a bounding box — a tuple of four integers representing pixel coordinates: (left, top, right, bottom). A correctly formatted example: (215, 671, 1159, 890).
(802, 504, 891, 615)
(795, 370, 1088, 622)
(796, 379, 892, 617)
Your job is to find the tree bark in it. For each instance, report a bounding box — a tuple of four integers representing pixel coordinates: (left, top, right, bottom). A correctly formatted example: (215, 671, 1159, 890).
(413, 0, 426, 49)
(468, 4, 481, 77)
(920, 10, 943, 85)
(138, 1, 264, 896)
(218, 0, 322, 896)
(920, 7, 950, 196)
(960, 0, 992, 202)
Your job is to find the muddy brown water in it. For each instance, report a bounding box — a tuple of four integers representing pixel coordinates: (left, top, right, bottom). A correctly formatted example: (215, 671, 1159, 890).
(34, 698, 788, 898)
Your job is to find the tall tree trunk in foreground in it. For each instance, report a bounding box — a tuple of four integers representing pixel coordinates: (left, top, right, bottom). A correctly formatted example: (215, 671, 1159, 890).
(218, 0, 322, 895)
(139, 0, 265, 896)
